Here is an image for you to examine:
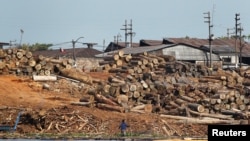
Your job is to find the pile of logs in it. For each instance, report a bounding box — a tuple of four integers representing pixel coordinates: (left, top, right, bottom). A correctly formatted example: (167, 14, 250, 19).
(97, 50, 213, 77)
(1, 48, 250, 122)
(0, 48, 73, 76)
(85, 50, 250, 121)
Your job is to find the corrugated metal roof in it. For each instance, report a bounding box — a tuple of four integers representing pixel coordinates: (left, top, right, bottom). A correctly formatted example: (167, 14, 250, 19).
(104, 42, 140, 52)
(201, 45, 235, 53)
(96, 43, 221, 61)
(164, 38, 250, 57)
(0, 42, 9, 45)
(139, 39, 163, 46)
(165, 38, 208, 47)
(32, 47, 102, 58)
(96, 44, 175, 57)
(121, 44, 174, 54)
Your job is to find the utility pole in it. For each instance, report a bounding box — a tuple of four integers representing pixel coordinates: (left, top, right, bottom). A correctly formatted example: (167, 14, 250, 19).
(9, 40, 16, 48)
(239, 24, 244, 68)
(116, 33, 122, 44)
(128, 19, 133, 47)
(227, 28, 234, 39)
(116, 33, 122, 50)
(235, 13, 240, 68)
(111, 36, 116, 53)
(72, 37, 84, 66)
(121, 19, 135, 48)
(121, 20, 128, 47)
(204, 12, 213, 69)
(103, 39, 105, 58)
(19, 29, 24, 48)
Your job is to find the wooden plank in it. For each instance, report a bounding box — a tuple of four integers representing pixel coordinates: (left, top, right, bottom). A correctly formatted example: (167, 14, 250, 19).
(33, 75, 57, 81)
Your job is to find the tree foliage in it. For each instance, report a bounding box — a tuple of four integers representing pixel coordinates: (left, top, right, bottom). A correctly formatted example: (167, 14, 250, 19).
(20, 43, 53, 51)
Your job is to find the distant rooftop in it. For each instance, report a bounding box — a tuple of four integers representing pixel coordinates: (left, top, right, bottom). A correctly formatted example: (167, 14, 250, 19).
(32, 47, 102, 58)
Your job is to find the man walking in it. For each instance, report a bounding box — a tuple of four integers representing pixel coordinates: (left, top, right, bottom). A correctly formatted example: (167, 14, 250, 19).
(119, 119, 129, 136)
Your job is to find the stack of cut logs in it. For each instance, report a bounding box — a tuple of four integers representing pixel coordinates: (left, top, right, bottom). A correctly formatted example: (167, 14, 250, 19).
(0, 48, 73, 75)
(86, 50, 250, 120)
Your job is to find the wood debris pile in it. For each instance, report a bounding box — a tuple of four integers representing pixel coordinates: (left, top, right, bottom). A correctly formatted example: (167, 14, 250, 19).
(0, 107, 207, 136)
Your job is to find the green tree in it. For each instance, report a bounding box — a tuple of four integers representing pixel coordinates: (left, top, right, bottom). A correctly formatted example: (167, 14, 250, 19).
(20, 43, 53, 51)
(244, 34, 250, 42)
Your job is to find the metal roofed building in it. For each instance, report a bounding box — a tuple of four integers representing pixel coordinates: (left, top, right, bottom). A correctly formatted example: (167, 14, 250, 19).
(96, 44, 174, 57)
(104, 42, 140, 52)
(96, 43, 220, 67)
(141, 38, 250, 67)
(0, 42, 10, 49)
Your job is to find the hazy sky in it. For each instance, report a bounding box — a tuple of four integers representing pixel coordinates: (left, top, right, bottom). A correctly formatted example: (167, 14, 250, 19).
(1, 0, 249, 50)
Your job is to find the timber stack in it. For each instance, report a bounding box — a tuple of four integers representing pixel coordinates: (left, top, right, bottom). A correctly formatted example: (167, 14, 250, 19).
(0, 48, 73, 76)
(86, 50, 250, 121)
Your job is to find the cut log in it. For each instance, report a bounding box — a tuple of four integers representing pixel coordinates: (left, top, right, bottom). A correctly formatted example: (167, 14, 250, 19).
(95, 94, 118, 106)
(16, 52, 23, 59)
(221, 109, 247, 118)
(129, 84, 137, 91)
(188, 109, 233, 120)
(140, 80, 148, 89)
(187, 103, 205, 113)
(179, 95, 195, 102)
(117, 94, 128, 104)
(57, 75, 80, 83)
(202, 75, 227, 80)
(79, 95, 95, 103)
(25, 51, 33, 58)
(59, 68, 92, 84)
(130, 109, 145, 114)
(160, 114, 241, 125)
(108, 68, 128, 73)
(122, 54, 132, 62)
(97, 103, 124, 113)
(115, 59, 123, 66)
(130, 104, 145, 111)
(0, 61, 6, 69)
(118, 50, 124, 57)
(33, 75, 57, 81)
(44, 69, 51, 76)
(121, 84, 129, 93)
(28, 59, 36, 67)
(108, 76, 126, 84)
(70, 102, 93, 106)
(35, 64, 42, 71)
(144, 104, 153, 113)
(99, 60, 115, 66)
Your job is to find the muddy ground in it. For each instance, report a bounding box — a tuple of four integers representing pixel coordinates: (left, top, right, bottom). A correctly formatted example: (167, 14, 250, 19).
(0, 73, 207, 140)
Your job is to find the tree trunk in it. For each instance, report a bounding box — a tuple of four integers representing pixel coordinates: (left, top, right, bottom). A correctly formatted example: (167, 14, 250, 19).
(94, 94, 118, 106)
(97, 103, 124, 113)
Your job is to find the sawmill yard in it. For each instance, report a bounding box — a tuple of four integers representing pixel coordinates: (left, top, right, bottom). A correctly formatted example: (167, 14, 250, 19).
(0, 74, 207, 140)
(0, 48, 250, 140)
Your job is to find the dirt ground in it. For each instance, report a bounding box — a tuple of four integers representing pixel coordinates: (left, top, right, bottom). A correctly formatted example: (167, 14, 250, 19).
(0, 73, 207, 140)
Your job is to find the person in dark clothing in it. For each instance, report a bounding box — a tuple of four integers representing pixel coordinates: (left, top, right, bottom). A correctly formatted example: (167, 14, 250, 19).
(119, 119, 129, 136)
